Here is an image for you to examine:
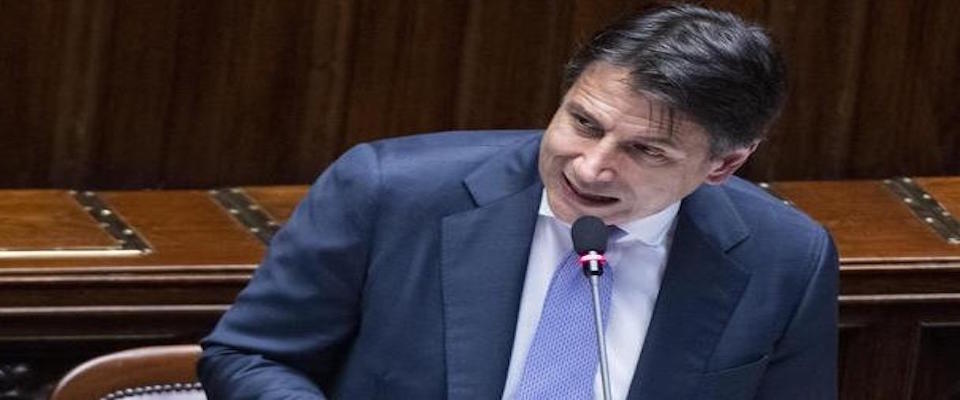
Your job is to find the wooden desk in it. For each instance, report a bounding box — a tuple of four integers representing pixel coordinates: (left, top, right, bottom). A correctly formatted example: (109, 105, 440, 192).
(769, 178, 960, 399)
(0, 187, 305, 399)
(0, 179, 958, 399)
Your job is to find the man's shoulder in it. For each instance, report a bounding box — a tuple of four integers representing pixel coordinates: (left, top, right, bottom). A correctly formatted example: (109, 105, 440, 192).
(324, 129, 541, 187)
(321, 130, 541, 214)
(721, 176, 821, 235)
(369, 130, 541, 157)
(360, 129, 540, 184)
(711, 177, 832, 271)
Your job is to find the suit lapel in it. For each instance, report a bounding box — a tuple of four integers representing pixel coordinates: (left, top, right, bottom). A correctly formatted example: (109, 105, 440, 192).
(627, 184, 752, 400)
(441, 135, 543, 399)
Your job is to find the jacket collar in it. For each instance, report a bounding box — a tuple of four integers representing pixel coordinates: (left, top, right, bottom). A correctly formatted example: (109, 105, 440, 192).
(441, 134, 544, 399)
(627, 183, 753, 399)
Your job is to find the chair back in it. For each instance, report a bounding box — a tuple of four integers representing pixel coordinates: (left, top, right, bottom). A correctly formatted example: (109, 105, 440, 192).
(51, 345, 205, 400)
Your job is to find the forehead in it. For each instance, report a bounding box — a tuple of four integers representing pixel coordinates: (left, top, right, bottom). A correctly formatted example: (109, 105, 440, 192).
(565, 62, 708, 144)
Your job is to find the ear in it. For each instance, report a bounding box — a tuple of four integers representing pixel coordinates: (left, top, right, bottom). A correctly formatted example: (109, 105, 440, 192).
(703, 141, 760, 185)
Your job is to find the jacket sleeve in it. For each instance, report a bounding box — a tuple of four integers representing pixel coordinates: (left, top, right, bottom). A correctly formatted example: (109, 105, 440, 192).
(755, 227, 839, 399)
(198, 144, 381, 399)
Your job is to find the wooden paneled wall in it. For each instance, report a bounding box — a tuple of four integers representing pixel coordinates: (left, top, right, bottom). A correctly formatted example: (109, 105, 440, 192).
(1, 0, 957, 189)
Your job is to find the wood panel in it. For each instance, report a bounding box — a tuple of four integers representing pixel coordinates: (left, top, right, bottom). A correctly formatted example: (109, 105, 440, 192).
(772, 180, 960, 262)
(452, 1, 572, 131)
(341, 0, 466, 145)
(242, 186, 309, 222)
(1, 0, 957, 188)
(0, 190, 264, 269)
(0, 191, 115, 249)
(0, 0, 77, 187)
(913, 325, 960, 400)
(745, 0, 868, 180)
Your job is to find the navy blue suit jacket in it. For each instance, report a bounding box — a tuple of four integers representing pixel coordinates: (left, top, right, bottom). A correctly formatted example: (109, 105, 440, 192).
(199, 131, 838, 399)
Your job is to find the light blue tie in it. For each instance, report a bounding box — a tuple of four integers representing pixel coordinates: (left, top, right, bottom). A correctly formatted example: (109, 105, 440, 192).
(515, 251, 614, 400)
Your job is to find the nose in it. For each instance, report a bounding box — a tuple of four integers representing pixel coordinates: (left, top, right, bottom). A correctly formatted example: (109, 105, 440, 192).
(576, 138, 617, 183)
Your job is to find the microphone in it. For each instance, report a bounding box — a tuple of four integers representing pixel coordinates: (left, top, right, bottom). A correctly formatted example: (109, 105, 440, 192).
(571, 216, 613, 400)
(572, 216, 608, 276)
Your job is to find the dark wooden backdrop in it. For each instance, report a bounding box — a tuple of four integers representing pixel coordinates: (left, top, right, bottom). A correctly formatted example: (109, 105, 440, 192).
(1, 0, 957, 189)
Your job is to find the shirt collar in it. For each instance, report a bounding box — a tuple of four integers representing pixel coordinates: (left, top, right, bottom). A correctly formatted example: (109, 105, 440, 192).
(538, 189, 680, 246)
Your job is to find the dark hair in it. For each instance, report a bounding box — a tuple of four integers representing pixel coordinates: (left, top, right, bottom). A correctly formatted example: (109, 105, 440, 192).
(564, 4, 786, 156)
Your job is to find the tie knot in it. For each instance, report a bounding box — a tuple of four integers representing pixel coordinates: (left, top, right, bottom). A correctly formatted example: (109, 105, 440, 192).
(607, 225, 627, 243)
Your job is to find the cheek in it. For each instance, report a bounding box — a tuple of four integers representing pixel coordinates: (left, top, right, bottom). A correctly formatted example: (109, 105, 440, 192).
(546, 126, 584, 151)
(540, 139, 567, 178)
(622, 170, 671, 199)
(542, 138, 577, 169)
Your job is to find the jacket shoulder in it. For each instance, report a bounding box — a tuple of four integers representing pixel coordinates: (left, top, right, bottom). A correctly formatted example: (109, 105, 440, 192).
(366, 130, 540, 185)
(716, 177, 834, 280)
(721, 176, 825, 240)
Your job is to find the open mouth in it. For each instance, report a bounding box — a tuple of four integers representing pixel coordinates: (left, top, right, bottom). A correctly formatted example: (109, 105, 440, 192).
(563, 175, 618, 205)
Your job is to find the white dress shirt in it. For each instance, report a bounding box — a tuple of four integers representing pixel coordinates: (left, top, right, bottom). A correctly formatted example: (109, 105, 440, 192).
(501, 190, 679, 400)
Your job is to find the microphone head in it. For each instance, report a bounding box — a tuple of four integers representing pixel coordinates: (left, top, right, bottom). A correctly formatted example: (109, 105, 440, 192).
(572, 215, 608, 255)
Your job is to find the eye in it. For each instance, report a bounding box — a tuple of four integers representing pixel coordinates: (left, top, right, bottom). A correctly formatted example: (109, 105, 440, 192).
(571, 113, 600, 132)
(633, 144, 667, 160)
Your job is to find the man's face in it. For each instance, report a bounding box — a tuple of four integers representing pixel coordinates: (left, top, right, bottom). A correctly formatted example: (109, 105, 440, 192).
(538, 62, 755, 225)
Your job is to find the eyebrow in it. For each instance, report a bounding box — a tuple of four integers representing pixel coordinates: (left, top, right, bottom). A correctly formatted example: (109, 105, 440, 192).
(565, 101, 680, 149)
(565, 102, 605, 129)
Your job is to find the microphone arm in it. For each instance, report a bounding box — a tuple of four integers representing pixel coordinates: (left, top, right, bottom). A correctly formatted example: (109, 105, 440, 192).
(581, 251, 613, 400)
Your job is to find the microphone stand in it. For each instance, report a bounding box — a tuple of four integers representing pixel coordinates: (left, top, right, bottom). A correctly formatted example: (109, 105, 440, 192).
(582, 251, 613, 400)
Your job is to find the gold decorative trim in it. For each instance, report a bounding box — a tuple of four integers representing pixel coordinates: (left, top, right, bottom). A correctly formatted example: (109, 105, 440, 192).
(210, 188, 280, 244)
(884, 177, 960, 245)
(757, 182, 795, 207)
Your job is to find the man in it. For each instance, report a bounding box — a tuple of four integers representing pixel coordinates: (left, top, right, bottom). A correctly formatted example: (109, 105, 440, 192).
(199, 4, 838, 399)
